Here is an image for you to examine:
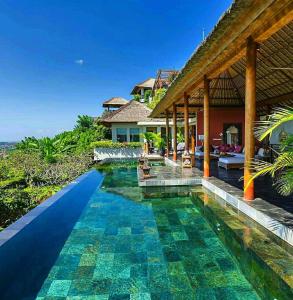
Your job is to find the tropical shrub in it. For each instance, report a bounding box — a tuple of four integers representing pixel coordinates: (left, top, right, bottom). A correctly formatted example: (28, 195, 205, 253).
(133, 94, 141, 102)
(245, 107, 293, 196)
(147, 88, 166, 109)
(0, 189, 38, 229)
(91, 141, 142, 149)
(75, 115, 94, 131)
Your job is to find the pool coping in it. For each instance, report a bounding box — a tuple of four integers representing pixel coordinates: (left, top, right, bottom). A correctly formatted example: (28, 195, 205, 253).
(0, 170, 101, 247)
(202, 177, 293, 246)
(139, 157, 293, 246)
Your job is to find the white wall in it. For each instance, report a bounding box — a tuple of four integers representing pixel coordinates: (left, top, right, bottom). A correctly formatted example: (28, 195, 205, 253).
(94, 147, 143, 161)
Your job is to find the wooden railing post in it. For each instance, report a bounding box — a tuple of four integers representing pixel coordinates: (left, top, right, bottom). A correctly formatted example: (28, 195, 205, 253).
(173, 103, 177, 161)
(165, 109, 170, 157)
(244, 36, 257, 201)
(204, 75, 210, 178)
(184, 93, 190, 154)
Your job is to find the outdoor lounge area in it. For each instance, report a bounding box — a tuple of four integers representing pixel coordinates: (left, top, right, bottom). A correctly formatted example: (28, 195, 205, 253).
(150, 1, 293, 202)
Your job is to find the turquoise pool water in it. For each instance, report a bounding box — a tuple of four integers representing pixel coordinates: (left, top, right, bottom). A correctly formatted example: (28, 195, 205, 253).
(36, 164, 260, 300)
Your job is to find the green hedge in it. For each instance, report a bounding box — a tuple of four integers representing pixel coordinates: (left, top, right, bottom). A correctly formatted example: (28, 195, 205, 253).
(91, 141, 143, 149)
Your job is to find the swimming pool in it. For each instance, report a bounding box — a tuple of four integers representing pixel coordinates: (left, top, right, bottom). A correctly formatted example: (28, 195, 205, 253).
(0, 163, 292, 299)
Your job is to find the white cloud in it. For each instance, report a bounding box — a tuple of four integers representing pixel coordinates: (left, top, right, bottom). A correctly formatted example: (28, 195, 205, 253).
(75, 59, 84, 65)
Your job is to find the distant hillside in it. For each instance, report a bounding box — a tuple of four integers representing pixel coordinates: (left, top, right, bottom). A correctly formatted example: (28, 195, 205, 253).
(0, 142, 17, 150)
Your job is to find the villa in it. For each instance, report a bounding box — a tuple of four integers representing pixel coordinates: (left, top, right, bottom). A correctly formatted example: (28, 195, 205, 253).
(0, 1, 292, 299)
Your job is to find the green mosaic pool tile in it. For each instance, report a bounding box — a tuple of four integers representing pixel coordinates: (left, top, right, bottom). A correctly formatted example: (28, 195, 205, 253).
(118, 227, 132, 235)
(212, 287, 239, 300)
(167, 261, 186, 276)
(56, 254, 81, 268)
(171, 230, 189, 241)
(194, 287, 217, 300)
(93, 263, 114, 280)
(47, 280, 72, 297)
(112, 265, 131, 279)
(224, 271, 251, 287)
(61, 244, 88, 255)
(113, 253, 133, 267)
(130, 263, 148, 278)
(129, 251, 148, 264)
(78, 254, 97, 267)
(129, 292, 151, 300)
(73, 266, 95, 280)
(37, 280, 53, 297)
(203, 271, 228, 288)
(108, 294, 130, 300)
(216, 257, 237, 272)
(66, 295, 109, 300)
(68, 279, 112, 296)
(109, 278, 135, 295)
(169, 273, 193, 293)
(147, 251, 164, 264)
(54, 266, 76, 280)
(43, 297, 67, 300)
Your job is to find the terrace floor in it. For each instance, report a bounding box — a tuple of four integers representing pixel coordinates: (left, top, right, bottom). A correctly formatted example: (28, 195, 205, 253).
(195, 159, 293, 214)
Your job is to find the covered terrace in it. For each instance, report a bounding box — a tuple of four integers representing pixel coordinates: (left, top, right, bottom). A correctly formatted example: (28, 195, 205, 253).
(150, 0, 293, 203)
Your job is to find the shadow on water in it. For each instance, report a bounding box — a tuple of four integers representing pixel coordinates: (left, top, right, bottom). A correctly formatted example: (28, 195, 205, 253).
(0, 171, 103, 300)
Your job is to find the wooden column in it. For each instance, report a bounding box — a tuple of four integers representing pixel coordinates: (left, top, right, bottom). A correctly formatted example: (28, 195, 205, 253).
(203, 75, 210, 178)
(184, 93, 190, 154)
(244, 36, 257, 201)
(191, 125, 196, 167)
(173, 103, 177, 161)
(191, 125, 195, 153)
(165, 109, 170, 157)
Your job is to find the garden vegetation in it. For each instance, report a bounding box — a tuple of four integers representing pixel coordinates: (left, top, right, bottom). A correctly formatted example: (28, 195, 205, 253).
(0, 115, 110, 229)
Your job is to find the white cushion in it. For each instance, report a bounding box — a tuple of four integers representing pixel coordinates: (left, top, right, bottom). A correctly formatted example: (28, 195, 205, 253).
(219, 157, 244, 164)
(227, 152, 244, 158)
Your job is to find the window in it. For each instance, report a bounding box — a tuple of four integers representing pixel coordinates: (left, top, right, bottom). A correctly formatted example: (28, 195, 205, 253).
(116, 128, 127, 142)
(130, 128, 140, 142)
(146, 127, 157, 133)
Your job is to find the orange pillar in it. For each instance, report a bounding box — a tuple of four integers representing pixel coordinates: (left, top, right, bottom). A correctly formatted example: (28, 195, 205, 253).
(165, 109, 170, 157)
(244, 36, 257, 201)
(204, 75, 210, 178)
(184, 93, 190, 154)
(173, 103, 177, 161)
(191, 125, 196, 167)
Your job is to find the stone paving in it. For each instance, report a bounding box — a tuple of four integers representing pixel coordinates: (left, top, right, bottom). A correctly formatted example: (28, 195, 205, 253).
(138, 163, 202, 187)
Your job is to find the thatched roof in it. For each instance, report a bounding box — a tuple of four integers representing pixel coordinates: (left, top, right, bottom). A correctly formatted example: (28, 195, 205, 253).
(102, 97, 128, 108)
(131, 78, 155, 95)
(151, 0, 293, 117)
(101, 100, 161, 123)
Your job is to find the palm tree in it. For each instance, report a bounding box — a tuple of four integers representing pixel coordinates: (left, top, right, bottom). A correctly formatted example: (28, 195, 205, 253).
(245, 107, 293, 196)
(75, 115, 94, 131)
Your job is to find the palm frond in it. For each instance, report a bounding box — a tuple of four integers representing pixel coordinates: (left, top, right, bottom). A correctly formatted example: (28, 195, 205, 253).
(273, 170, 293, 196)
(270, 151, 293, 176)
(254, 107, 293, 141)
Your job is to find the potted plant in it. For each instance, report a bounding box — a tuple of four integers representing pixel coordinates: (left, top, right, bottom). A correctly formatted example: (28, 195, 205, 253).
(152, 133, 166, 157)
(141, 132, 155, 155)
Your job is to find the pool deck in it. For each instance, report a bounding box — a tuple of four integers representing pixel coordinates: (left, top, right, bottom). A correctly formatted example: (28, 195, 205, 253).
(138, 157, 293, 246)
(137, 161, 202, 187)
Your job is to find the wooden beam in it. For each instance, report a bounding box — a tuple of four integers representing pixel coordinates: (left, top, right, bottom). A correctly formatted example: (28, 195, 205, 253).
(165, 109, 170, 157)
(173, 103, 177, 161)
(244, 36, 257, 201)
(203, 75, 210, 178)
(257, 92, 293, 107)
(184, 93, 190, 153)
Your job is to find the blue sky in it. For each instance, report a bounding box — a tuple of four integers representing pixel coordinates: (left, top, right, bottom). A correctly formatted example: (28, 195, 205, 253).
(0, 0, 232, 142)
